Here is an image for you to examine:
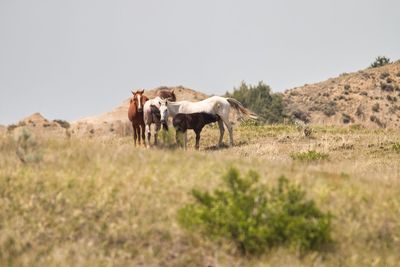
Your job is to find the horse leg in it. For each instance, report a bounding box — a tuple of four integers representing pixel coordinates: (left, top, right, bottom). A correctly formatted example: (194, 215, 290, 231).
(222, 117, 234, 147)
(195, 129, 201, 150)
(175, 131, 181, 147)
(184, 131, 188, 150)
(217, 119, 225, 147)
(145, 124, 151, 147)
(154, 123, 160, 146)
(133, 124, 137, 146)
(141, 124, 146, 147)
(135, 126, 141, 146)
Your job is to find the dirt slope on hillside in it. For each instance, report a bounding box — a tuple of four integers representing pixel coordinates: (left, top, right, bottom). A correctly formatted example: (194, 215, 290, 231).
(6, 112, 69, 137)
(284, 62, 400, 128)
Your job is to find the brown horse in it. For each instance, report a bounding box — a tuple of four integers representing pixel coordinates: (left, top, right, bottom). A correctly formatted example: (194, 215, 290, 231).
(157, 88, 176, 102)
(128, 89, 149, 146)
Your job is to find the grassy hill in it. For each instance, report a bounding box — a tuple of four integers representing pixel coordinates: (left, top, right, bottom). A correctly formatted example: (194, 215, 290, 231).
(1, 124, 400, 266)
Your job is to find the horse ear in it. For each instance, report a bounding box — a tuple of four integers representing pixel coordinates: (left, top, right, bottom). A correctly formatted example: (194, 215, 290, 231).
(139, 89, 144, 94)
(171, 89, 175, 94)
(131, 90, 135, 95)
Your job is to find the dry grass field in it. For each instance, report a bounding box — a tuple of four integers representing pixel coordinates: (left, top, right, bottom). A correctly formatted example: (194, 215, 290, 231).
(1, 124, 400, 266)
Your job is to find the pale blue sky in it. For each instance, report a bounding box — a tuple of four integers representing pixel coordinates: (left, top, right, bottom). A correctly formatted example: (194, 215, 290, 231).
(1, 0, 399, 124)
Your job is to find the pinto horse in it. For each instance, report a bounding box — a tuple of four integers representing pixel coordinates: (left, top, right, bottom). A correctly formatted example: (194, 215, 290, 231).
(128, 89, 148, 146)
(143, 89, 176, 146)
(159, 96, 257, 147)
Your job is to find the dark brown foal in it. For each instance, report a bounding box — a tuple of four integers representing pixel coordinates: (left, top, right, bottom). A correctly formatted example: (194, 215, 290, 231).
(173, 112, 220, 150)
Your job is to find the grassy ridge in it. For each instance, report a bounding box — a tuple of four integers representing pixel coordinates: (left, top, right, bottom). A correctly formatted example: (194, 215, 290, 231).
(1, 125, 400, 266)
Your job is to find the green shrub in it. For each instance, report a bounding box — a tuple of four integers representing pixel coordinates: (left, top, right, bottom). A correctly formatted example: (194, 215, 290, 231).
(370, 56, 391, 68)
(226, 81, 286, 124)
(159, 128, 176, 148)
(393, 142, 400, 153)
(370, 115, 386, 128)
(372, 103, 380, 112)
(15, 129, 42, 164)
(322, 101, 337, 117)
(178, 168, 333, 255)
(290, 150, 329, 162)
(380, 72, 390, 79)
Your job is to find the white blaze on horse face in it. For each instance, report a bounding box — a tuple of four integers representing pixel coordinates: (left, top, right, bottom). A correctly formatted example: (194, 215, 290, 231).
(137, 94, 142, 109)
(159, 100, 168, 122)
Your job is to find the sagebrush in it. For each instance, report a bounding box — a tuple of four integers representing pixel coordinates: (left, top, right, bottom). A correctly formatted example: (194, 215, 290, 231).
(178, 168, 333, 255)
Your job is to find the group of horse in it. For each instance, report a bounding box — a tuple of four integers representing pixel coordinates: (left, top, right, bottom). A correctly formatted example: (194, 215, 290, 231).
(128, 89, 256, 149)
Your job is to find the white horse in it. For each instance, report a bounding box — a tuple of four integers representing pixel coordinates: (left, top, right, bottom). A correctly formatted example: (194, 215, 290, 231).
(159, 96, 257, 147)
(143, 96, 163, 146)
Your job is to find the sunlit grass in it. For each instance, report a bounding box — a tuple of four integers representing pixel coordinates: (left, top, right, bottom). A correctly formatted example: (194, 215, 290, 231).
(1, 125, 400, 266)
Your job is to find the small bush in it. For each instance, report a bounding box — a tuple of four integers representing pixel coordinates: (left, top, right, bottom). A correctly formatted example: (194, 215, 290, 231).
(372, 103, 380, 112)
(355, 105, 364, 118)
(15, 129, 42, 164)
(393, 142, 400, 153)
(370, 115, 386, 128)
(290, 109, 310, 123)
(290, 150, 329, 162)
(342, 113, 353, 124)
(322, 101, 337, 117)
(380, 72, 390, 79)
(381, 83, 394, 92)
(159, 128, 176, 148)
(226, 81, 286, 124)
(178, 168, 333, 255)
(370, 56, 391, 68)
(389, 105, 400, 114)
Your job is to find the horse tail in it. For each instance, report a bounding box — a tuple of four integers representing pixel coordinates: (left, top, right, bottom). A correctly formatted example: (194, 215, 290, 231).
(226, 98, 258, 120)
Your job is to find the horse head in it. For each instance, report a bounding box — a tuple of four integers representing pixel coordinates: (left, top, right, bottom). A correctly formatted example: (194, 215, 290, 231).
(157, 89, 176, 102)
(158, 98, 169, 129)
(131, 89, 148, 113)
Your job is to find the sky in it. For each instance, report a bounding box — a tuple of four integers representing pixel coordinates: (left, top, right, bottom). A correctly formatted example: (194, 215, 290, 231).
(1, 0, 399, 124)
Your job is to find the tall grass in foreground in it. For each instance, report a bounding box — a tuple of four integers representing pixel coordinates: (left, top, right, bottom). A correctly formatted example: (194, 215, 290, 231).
(0, 125, 400, 266)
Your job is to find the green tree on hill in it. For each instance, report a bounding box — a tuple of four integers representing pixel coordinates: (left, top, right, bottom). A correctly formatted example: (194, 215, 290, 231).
(226, 81, 286, 123)
(370, 56, 391, 68)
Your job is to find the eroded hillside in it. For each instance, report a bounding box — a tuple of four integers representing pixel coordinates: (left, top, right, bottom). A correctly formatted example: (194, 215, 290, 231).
(284, 62, 400, 128)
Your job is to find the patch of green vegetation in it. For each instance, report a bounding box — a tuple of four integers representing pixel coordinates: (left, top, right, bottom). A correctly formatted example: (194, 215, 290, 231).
(14, 129, 42, 164)
(158, 128, 176, 148)
(393, 142, 400, 153)
(290, 150, 329, 162)
(226, 81, 286, 124)
(178, 168, 333, 255)
(370, 56, 391, 68)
